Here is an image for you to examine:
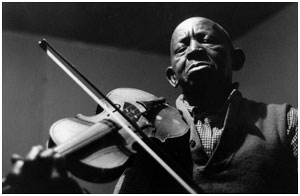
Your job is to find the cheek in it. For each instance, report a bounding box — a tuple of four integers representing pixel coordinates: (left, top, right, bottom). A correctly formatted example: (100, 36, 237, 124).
(172, 57, 186, 75)
(209, 47, 231, 71)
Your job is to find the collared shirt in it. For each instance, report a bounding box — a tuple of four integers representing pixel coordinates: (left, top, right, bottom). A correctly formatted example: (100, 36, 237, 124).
(182, 89, 298, 159)
(287, 108, 298, 158)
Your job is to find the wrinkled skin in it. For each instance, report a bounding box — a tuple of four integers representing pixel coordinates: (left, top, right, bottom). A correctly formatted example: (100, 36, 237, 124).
(166, 17, 244, 113)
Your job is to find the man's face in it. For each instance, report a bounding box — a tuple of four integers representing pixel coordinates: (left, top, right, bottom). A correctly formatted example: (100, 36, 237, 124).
(168, 17, 234, 93)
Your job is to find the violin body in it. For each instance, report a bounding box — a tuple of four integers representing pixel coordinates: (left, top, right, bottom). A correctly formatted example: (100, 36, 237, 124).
(48, 88, 189, 183)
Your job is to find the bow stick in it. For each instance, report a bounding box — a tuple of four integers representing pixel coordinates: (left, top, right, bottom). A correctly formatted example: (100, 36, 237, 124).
(39, 39, 200, 194)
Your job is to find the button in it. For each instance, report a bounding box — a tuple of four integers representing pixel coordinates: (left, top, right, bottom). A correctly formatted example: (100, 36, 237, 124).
(190, 139, 196, 148)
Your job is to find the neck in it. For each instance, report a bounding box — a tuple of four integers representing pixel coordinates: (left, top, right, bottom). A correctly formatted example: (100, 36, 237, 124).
(183, 85, 232, 114)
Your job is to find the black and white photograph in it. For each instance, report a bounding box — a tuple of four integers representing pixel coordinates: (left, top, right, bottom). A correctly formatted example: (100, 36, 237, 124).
(2, 2, 297, 194)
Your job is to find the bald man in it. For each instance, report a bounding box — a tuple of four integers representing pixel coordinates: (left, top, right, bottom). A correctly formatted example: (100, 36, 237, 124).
(114, 17, 298, 193)
(4, 17, 297, 194)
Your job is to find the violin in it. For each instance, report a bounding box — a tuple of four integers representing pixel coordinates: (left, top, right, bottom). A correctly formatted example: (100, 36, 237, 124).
(47, 88, 189, 183)
(3, 39, 201, 193)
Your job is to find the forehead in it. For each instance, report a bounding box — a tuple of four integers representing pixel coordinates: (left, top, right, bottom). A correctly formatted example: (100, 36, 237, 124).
(171, 18, 225, 43)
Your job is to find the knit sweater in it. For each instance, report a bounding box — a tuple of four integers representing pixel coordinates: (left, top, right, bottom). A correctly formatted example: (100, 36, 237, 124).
(176, 93, 297, 193)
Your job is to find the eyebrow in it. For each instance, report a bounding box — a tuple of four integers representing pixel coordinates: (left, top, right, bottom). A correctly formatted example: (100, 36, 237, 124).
(193, 28, 217, 36)
(178, 36, 190, 45)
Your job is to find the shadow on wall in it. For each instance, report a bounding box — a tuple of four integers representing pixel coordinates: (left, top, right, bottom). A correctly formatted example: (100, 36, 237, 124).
(2, 31, 174, 193)
(2, 3, 297, 194)
(233, 3, 297, 108)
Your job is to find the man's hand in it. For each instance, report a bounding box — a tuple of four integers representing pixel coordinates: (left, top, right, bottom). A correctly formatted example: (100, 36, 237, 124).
(3, 145, 83, 193)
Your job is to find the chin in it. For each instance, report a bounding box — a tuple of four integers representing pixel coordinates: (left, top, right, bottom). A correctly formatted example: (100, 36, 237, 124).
(190, 74, 216, 87)
(181, 80, 210, 94)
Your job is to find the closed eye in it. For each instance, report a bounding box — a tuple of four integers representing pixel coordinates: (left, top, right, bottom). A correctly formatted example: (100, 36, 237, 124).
(202, 36, 220, 44)
(203, 38, 214, 43)
(174, 46, 187, 54)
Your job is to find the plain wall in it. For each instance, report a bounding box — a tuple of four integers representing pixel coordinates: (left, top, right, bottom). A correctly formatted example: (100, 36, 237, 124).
(233, 3, 297, 107)
(2, 3, 297, 193)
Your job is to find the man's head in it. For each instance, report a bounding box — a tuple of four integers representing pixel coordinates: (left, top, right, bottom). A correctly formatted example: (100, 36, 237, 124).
(166, 17, 245, 95)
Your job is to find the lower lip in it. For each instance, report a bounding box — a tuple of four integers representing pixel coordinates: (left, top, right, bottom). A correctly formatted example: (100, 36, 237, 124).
(187, 65, 211, 75)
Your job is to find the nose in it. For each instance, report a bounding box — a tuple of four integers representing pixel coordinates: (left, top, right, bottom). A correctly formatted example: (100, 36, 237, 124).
(186, 39, 206, 61)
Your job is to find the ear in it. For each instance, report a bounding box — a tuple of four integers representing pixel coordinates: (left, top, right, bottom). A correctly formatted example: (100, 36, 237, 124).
(165, 66, 179, 88)
(232, 48, 245, 71)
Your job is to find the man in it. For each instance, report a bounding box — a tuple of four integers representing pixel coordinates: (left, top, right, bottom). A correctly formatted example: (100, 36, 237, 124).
(4, 17, 297, 193)
(114, 17, 297, 193)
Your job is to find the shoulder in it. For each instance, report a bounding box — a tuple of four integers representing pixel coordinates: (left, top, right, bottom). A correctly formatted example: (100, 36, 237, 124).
(239, 98, 296, 146)
(239, 98, 291, 122)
